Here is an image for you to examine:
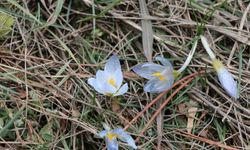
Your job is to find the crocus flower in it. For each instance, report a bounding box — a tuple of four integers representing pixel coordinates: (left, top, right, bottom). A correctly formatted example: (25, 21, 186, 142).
(200, 35, 238, 99)
(88, 55, 128, 96)
(132, 56, 174, 93)
(98, 128, 137, 150)
(212, 59, 238, 98)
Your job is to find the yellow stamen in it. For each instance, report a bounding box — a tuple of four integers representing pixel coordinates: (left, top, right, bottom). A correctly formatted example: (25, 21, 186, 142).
(107, 132, 117, 140)
(108, 78, 116, 87)
(152, 72, 166, 81)
(212, 59, 224, 72)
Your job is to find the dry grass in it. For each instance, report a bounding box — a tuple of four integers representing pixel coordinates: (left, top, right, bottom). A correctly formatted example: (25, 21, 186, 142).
(0, 0, 250, 149)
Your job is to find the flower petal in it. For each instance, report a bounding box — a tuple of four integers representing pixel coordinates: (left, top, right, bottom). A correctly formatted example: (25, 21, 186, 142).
(111, 128, 123, 134)
(112, 128, 137, 149)
(113, 69, 123, 88)
(156, 78, 174, 92)
(114, 83, 128, 96)
(155, 56, 173, 70)
(121, 134, 137, 149)
(95, 70, 119, 95)
(87, 78, 105, 94)
(141, 63, 165, 70)
(105, 55, 121, 73)
(96, 70, 108, 85)
(103, 123, 111, 130)
(217, 67, 238, 99)
(106, 138, 118, 150)
(144, 77, 174, 93)
(213, 59, 238, 99)
(132, 63, 164, 80)
(144, 80, 161, 93)
(98, 130, 108, 138)
(103, 82, 118, 95)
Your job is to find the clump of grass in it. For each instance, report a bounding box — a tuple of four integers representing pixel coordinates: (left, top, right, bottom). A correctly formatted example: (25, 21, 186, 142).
(0, 0, 249, 149)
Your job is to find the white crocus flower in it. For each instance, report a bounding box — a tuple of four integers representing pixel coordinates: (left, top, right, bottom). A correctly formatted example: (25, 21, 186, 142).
(87, 55, 128, 97)
(98, 127, 137, 150)
(132, 56, 174, 93)
(212, 59, 238, 98)
(200, 35, 238, 99)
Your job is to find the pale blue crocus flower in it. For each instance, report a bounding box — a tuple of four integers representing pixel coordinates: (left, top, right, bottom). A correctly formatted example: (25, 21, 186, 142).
(132, 56, 174, 93)
(200, 35, 238, 99)
(98, 127, 137, 150)
(88, 55, 128, 96)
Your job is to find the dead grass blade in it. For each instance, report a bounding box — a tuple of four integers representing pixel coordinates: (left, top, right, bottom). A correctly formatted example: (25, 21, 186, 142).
(187, 101, 198, 134)
(124, 71, 204, 131)
(156, 97, 163, 150)
(135, 77, 194, 142)
(139, 0, 153, 62)
(176, 130, 238, 150)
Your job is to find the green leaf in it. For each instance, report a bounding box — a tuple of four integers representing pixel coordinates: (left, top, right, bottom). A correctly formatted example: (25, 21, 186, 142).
(0, 106, 24, 137)
(29, 90, 41, 108)
(0, 118, 4, 129)
(91, 28, 103, 37)
(39, 123, 53, 142)
(0, 12, 14, 37)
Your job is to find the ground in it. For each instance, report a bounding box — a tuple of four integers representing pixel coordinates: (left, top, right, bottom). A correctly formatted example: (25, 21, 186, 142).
(0, 0, 249, 150)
